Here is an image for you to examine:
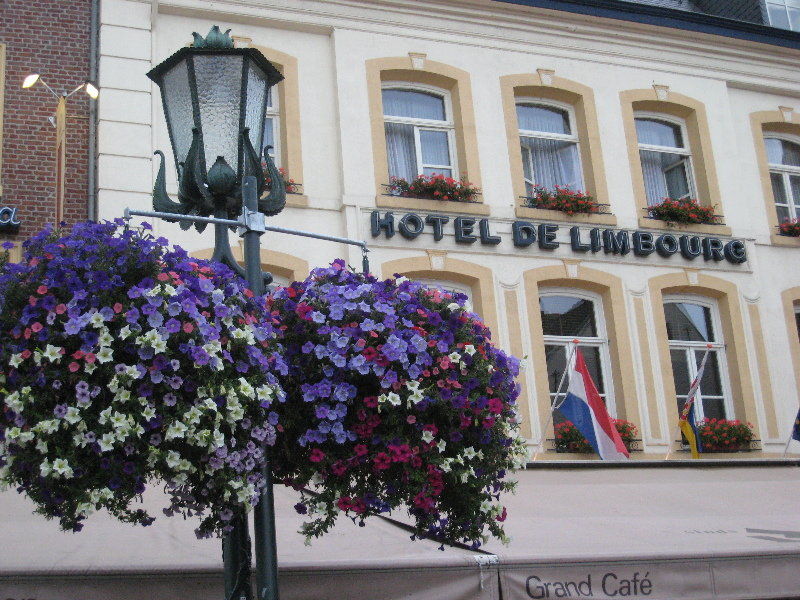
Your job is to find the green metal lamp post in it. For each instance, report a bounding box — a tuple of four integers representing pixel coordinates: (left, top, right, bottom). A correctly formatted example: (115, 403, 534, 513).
(145, 26, 285, 600)
(125, 26, 370, 600)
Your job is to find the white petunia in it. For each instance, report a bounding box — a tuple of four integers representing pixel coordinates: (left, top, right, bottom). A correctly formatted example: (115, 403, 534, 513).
(421, 430, 435, 443)
(464, 344, 476, 356)
(9, 353, 23, 368)
(448, 352, 461, 364)
(90, 312, 106, 327)
(64, 407, 82, 424)
(52, 458, 74, 478)
(98, 433, 116, 452)
(436, 439, 446, 453)
(96, 347, 114, 363)
(43, 345, 62, 363)
(165, 421, 188, 440)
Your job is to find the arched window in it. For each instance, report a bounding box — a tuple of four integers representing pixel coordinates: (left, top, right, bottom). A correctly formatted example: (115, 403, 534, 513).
(664, 296, 733, 422)
(262, 87, 280, 166)
(540, 290, 615, 417)
(382, 85, 455, 182)
(635, 114, 695, 205)
(765, 135, 800, 223)
(517, 100, 583, 195)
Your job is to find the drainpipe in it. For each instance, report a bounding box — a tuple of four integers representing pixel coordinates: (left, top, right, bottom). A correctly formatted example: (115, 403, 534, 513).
(87, 0, 100, 220)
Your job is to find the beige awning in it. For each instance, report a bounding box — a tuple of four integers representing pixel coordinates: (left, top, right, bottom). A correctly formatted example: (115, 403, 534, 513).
(2, 465, 799, 599)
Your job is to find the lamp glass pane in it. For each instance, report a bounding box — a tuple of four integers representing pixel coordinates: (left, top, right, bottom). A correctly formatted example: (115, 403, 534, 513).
(243, 60, 269, 172)
(193, 54, 244, 172)
(161, 61, 195, 168)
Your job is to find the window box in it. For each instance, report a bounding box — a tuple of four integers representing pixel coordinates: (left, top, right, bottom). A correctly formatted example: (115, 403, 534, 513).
(523, 185, 606, 216)
(697, 418, 755, 453)
(553, 419, 639, 454)
(645, 198, 719, 226)
(384, 175, 480, 204)
(778, 219, 800, 237)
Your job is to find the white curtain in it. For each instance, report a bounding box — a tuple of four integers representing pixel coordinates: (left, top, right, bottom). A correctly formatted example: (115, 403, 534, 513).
(517, 104, 570, 135)
(640, 150, 690, 205)
(521, 136, 581, 192)
(385, 123, 417, 181)
(382, 89, 445, 120)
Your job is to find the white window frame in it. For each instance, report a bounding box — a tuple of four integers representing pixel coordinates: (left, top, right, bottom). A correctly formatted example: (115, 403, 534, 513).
(381, 82, 457, 179)
(415, 279, 473, 311)
(635, 111, 696, 202)
(516, 98, 583, 194)
(540, 288, 616, 416)
(767, 0, 800, 31)
(263, 87, 280, 167)
(664, 294, 734, 422)
(765, 133, 800, 222)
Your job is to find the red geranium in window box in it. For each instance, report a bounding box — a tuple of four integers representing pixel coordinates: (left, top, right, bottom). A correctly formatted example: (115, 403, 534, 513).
(524, 185, 601, 216)
(778, 219, 800, 237)
(554, 419, 638, 454)
(387, 174, 480, 203)
(697, 418, 754, 453)
(646, 198, 718, 225)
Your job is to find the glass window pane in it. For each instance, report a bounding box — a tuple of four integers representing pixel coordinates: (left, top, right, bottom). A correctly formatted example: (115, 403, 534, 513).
(385, 122, 417, 181)
(664, 302, 714, 342)
(795, 310, 800, 340)
(517, 104, 571, 135)
(768, 4, 790, 29)
(701, 397, 727, 421)
(771, 172, 788, 206)
(789, 7, 800, 30)
(422, 167, 453, 178)
(671, 349, 691, 395)
(266, 87, 274, 110)
(540, 295, 597, 337)
(777, 204, 792, 223)
(697, 351, 723, 397)
(635, 118, 683, 148)
(790, 175, 800, 207)
(420, 130, 451, 166)
(545, 345, 567, 393)
(664, 159, 690, 199)
(263, 117, 275, 157)
(382, 89, 445, 121)
(640, 150, 691, 204)
(580, 346, 605, 394)
(765, 138, 800, 166)
(521, 136, 582, 191)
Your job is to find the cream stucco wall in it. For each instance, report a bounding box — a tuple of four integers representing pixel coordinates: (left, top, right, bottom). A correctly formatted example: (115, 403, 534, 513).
(97, 0, 800, 457)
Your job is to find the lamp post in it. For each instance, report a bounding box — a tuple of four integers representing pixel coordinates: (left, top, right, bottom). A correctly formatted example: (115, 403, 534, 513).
(21, 75, 98, 224)
(129, 26, 370, 600)
(146, 26, 285, 600)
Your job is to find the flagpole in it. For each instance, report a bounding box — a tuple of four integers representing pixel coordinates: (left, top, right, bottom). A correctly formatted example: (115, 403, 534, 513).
(666, 344, 711, 461)
(532, 340, 579, 461)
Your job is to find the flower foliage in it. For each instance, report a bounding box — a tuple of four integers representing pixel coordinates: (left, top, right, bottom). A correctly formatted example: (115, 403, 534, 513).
(523, 185, 600, 215)
(266, 261, 527, 548)
(778, 219, 800, 237)
(262, 164, 300, 194)
(554, 419, 638, 454)
(646, 198, 718, 225)
(0, 221, 286, 537)
(697, 418, 754, 452)
(387, 174, 480, 203)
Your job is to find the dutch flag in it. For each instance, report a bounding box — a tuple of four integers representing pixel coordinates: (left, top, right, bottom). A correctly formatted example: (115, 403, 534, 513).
(558, 348, 629, 461)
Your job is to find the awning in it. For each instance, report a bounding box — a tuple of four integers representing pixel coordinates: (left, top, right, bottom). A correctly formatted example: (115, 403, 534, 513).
(2, 465, 799, 599)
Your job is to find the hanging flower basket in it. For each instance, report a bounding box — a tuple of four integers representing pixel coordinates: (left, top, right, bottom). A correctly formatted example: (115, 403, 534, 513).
(523, 185, 602, 215)
(646, 198, 719, 225)
(697, 418, 754, 453)
(778, 219, 800, 237)
(266, 261, 527, 549)
(554, 419, 638, 454)
(0, 221, 286, 538)
(386, 174, 480, 203)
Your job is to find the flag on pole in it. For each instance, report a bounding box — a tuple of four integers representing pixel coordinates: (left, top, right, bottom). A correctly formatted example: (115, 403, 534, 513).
(678, 348, 710, 459)
(557, 348, 629, 460)
(792, 408, 800, 443)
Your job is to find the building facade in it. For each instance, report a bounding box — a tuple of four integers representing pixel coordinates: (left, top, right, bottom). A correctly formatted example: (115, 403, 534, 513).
(96, 0, 800, 459)
(0, 0, 97, 254)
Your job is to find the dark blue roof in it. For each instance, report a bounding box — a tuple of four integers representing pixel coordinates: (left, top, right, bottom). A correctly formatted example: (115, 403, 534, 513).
(494, 0, 800, 50)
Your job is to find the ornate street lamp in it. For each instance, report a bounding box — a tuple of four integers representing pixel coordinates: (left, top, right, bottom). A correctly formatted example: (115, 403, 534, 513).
(146, 26, 286, 600)
(131, 27, 368, 600)
(147, 25, 286, 277)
